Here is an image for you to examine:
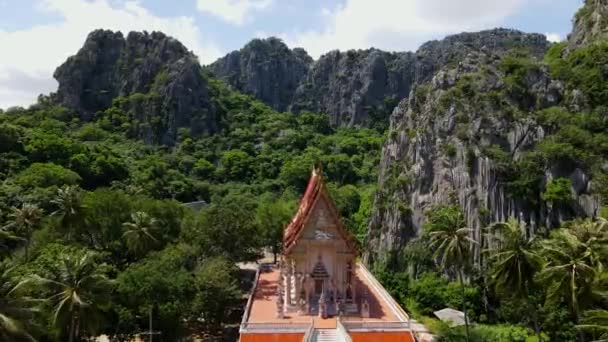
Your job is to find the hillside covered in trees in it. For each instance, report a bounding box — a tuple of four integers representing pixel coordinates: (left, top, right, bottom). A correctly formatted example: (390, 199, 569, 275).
(0, 60, 385, 340)
(1, 0, 608, 341)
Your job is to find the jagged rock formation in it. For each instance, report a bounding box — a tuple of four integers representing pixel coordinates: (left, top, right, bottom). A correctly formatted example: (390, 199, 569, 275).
(290, 49, 416, 127)
(568, 0, 608, 50)
(54, 30, 217, 144)
(364, 49, 599, 266)
(210, 30, 549, 127)
(414, 28, 549, 80)
(208, 37, 312, 112)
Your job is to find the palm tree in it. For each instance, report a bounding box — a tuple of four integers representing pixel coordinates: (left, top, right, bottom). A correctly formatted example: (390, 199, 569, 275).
(566, 218, 608, 272)
(485, 219, 544, 340)
(51, 186, 85, 240)
(426, 206, 476, 341)
(122, 211, 158, 257)
(539, 228, 598, 341)
(4, 204, 43, 261)
(34, 253, 112, 342)
(577, 310, 608, 342)
(577, 270, 608, 341)
(0, 262, 39, 341)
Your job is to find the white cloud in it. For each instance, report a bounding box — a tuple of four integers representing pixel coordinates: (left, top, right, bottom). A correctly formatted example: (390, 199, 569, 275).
(196, 0, 272, 26)
(287, 0, 540, 58)
(0, 0, 222, 109)
(545, 32, 562, 42)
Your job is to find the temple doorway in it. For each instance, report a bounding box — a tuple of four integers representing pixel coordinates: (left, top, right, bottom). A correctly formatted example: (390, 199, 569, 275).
(311, 256, 329, 296)
(314, 279, 324, 295)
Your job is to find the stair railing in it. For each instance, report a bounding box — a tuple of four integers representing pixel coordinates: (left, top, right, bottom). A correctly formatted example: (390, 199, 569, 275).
(337, 317, 353, 342)
(302, 318, 315, 342)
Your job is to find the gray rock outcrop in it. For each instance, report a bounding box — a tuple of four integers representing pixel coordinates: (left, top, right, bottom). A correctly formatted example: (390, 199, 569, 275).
(364, 50, 599, 266)
(568, 0, 608, 50)
(54, 30, 218, 144)
(210, 29, 549, 128)
(208, 37, 312, 112)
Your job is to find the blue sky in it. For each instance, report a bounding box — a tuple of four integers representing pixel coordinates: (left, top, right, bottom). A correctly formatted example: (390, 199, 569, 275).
(0, 0, 583, 108)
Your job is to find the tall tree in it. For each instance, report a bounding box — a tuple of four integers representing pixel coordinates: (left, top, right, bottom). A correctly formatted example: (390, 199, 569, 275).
(577, 264, 608, 341)
(485, 219, 544, 340)
(425, 205, 476, 341)
(191, 202, 261, 262)
(192, 257, 241, 332)
(122, 211, 158, 257)
(34, 252, 113, 342)
(565, 218, 608, 272)
(0, 262, 39, 341)
(51, 186, 86, 240)
(539, 226, 599, 341)
(4, 203, 43, 260)
(255, 194, 294, 263)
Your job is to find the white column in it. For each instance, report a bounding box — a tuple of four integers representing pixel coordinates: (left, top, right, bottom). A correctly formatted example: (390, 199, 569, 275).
(284, 259, 292, 306)
(294, 272, 301, 303)
(290, 259, 297, 304)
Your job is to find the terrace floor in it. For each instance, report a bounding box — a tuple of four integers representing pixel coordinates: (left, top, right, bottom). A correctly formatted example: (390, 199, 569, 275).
(245, 263, 402, 327)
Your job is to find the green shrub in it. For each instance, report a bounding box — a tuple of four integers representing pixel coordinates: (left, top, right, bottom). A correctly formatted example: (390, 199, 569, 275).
(442, 143, 458, 158)
(548, 41, 608, 106)
(455, 124, 470, 141)
(414, 84, 430, 107)
(397, 174, 412, 188)
(75, 123, 108, 141)
(482, 144, 511, 173)
(498, 51, 541, 108)
(15, 162, 81, 188)
(470, 324, 532, 342)
(542, 177, 573, 203)
(506, 152, 545, 203)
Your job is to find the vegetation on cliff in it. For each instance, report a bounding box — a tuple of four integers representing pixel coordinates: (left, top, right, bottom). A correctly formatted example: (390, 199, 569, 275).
(369, 3, 608, 340)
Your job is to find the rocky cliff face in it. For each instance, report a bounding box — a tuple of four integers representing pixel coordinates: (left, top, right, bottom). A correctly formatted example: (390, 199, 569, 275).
(210, 30, 549, 127)
(208, 37, 312, 112)
(54, 30, 217, 144)
(568, 0, 608, 50)
(290, 49, 416, 127)
(364, 48, 600, 265)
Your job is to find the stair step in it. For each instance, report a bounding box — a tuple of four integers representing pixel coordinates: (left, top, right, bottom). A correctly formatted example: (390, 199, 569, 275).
(344, 303, 358, 314)
(315, 328, 338, 342)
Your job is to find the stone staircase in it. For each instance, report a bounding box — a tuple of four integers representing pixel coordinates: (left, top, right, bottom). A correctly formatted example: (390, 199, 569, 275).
(314, 328, 338, 342)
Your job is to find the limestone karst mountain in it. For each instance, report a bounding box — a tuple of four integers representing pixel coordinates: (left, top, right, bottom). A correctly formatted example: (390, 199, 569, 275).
(208, 37, 313, 113)
(210, 29, 549, 127)
(54, 28, 549, 141)
(54, 30, 218, 145)
(568, 0, 608, 50)
(47, 0, 607, 269)
(364, 0, 608, 265)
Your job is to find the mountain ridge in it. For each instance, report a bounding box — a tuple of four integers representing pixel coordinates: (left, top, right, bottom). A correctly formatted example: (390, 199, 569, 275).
(210, 28, 550, 127)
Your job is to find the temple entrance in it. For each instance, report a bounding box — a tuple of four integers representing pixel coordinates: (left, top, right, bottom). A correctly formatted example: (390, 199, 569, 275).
(314, 279, 324, 295)
(311, 256, 329, 298)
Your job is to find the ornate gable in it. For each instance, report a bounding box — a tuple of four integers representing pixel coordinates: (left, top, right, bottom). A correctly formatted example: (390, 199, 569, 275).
(283, 167, 359, 255)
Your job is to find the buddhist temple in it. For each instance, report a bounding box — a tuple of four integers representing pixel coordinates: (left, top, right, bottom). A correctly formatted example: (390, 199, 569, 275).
(239, 167, 418, 342)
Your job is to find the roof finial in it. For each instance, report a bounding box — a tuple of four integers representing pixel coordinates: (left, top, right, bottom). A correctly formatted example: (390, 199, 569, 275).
(313, 161, 323, 176)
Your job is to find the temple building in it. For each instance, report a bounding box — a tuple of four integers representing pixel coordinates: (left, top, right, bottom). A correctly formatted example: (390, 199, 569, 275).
(239, 168, 419, 342)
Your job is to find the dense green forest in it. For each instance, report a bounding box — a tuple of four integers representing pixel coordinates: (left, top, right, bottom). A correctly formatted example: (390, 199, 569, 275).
(0, 72, 385, 340)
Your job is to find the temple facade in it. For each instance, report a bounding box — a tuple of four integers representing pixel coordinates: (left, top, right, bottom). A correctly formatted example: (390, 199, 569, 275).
(239, 168, 420, 342)
(281, 167, 361, 319)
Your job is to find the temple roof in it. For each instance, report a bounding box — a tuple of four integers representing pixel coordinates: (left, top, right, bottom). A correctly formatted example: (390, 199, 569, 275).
(282, 167, 359, 255)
